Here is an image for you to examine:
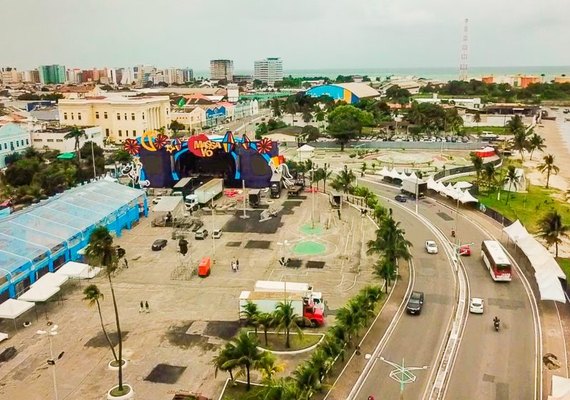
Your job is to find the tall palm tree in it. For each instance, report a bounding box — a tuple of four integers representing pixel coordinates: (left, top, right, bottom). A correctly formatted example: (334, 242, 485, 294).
(503, 165, 520, 204)
(538, 154, 559, 189)
(367, 215, 413, 267)
(256, 312, 274, 346)
(64, 126, 86, 163)
(320, 335, 344, 361)
(293, 363, 321, 399)
(322, 163, 332, 193)
(373, 257, 397, 293)
(512, 129, 529, 161)
(358, 285, 383, 310)
(470, 154, 484, 184)
(528, 133, 546, 160)
(483, 163, 498, 190)
(241, 301, 261, 334)
(213, 342, 237, 382)
(259, 377, 303, 400)
(273, 301, 303, 348)
(473, 112, 481, 130)
(83, 284, 118, 362)
(86, 226, 126, 394)
(222, 332, 263, 391)
(506, 115, 525, 135)
(331, 165, 356, 194)
(538, 211, 569, 258)
(308, 348, 334, 382)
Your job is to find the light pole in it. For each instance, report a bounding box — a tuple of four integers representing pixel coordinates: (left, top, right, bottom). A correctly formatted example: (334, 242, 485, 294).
(90, 134, 96, 178)
(311, 168, 316, 228)
(377, 356, 428, 400)
(37, 323, 60, 400)
(211, 193, 215, 262)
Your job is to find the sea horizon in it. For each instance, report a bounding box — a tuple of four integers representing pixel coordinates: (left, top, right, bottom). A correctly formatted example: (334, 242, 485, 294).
(194, 65, 570, 82)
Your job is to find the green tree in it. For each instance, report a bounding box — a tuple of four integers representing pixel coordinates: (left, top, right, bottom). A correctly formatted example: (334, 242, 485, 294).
(241, 301, 261, 334)
(538, 211, 569, 258)
(330, 165, 356, 193)
(473, 112, 481, 129)
(512, 129, 530, 161)
(367, 215, 412, 268)
(301, 125, 320, 142)
(470, 154, 484, 184)
(219, 332, 263, 390)
(256, 122, 269, 139)
(503, 165, 520, 204)
(335, 301, 366, 342)
(113, 149, 133, 163)
(385, 85, 411, 105)
(307, 348, 334, 383)
(483, 163, 498, 190)
(528, 133, 546, 160)
(538, 154, 559, 189)
(64, 126, 86, 163)
(373, 257, 397, 293)
(293, 363, 321, 398)
(85, 226, 127, 395)
(255, 351, 283, 381)
(271, 98, 282, 117)
(360, 162, 367, 177)
(4, 158, 41, 187)
(506, 115, 525, 135)
(256, 312, 274, 346)
(444, 108, 464, 134)
(169, 120, 185, 135)
(83, 284, 118, 362)
(327, 105, 373, 151)
(213, 342, 237, 382)
(273, 301, 303, 348)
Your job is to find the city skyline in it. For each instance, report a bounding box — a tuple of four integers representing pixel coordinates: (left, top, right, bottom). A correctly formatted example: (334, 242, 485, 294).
(2, 0, 570, 71)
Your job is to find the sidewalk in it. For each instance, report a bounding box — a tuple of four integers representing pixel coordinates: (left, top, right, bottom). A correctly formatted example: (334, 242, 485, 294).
(317, 262, 410, 400)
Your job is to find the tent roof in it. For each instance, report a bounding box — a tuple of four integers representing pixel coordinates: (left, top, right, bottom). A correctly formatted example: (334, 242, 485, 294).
(550, 375, 570, 399)
(459, 190, 479, 203)
(31, 272, 69, 288)
(296, 144, 315, 152)
(55, 261, 102, 279)
(454, 181, 473, 189)
(0, 298, 35, 319)
(503, 220, 529, 243)
(153, 196, 183, 213)
(18, 285, 60, 302)
(57, 152, 76, 160)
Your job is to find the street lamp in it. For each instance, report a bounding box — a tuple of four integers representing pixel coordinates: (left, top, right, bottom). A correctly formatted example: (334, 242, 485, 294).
(211, 192, 215, 262)
(377, 356, 428, 400)
(90, 133, 96, 178)
(37, 323, 62, 400)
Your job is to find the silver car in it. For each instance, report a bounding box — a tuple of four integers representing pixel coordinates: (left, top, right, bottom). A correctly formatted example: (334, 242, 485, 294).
(469, 297, 484, 314)
(425, 240, 438, 254)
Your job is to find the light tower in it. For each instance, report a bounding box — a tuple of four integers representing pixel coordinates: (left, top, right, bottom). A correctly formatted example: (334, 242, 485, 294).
(459, 18, 469, 81)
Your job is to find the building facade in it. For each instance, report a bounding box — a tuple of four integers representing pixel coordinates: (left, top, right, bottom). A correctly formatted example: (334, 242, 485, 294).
(58, 96, 171, 143)
(170, 107, 206, 130)
(31, 126, 103, 152)
(39, 65, 66, 84)
(210, 59, 234, 81)
(254, 57, 283, 86)
(1, 67, 22, 84)
(0, 123, 31, 168)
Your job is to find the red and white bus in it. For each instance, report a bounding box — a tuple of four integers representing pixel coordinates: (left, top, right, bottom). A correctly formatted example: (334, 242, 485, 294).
(481, 240, 512, 281)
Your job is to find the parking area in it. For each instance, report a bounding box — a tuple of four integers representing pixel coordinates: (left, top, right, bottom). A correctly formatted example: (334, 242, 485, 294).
(0, 190, 378, 399)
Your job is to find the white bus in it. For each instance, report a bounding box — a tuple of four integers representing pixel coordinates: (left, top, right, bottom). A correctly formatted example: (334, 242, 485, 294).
(481, 240, 512, 281)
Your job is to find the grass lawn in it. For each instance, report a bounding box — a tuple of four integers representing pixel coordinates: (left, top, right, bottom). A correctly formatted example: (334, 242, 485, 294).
(557, 258, 570, 280)
(221, 381, 265, 400)
(477, 185, 570, 232)
(253, 331, 323, 352)
(463, 126, 509, 135)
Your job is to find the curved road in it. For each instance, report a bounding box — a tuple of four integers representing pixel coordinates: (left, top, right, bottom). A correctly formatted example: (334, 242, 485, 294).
(361, 179, 536, 399)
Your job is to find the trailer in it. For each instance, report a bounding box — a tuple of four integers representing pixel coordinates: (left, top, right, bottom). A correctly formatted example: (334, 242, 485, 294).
(253, 280, 324, 308)
(172, 177, 194, 198)
(185, 178, 224, 208)
(400, 177, 427, 199)
(239, 291, 325, 326)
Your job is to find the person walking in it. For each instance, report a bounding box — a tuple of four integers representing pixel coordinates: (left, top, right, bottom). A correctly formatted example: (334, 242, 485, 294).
(145, 301, 150, 313)
(236, 259, 240, 271)
(139, 301, 144, 313)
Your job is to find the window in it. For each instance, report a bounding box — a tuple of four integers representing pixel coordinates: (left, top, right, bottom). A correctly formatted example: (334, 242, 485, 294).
(26, 139, 29, 145)
(47, 139, 54, 142)
(125, 130, 128, 136)
(118, 130, 122, 137)
(3, 143, 6, 149)
(78, 112, 82, 120)
(104, 112, 108, 119)
(95, 111, 100, 119)
(56, 139, 63, 142)
(117, 113, 121, 120)
(131, 113, 135, 120)
(132, 130, 136, 137)
(142, 112, 145, 120)
(33, 139, 42, 142)
(64, 112, 68, 120)
(105, 128, 110, 137)
(124, 113, 127, 120)
(71, 112, 74, 120)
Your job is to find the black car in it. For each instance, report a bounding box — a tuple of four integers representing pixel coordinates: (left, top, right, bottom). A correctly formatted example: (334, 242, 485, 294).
(395, 194, 407, 203)
(151, 239, 167, 251)
(406, 291, 424, 315)
(191, 221, 204, 232)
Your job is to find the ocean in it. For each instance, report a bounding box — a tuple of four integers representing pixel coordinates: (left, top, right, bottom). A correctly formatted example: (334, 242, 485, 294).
(194, 66, 570, 82)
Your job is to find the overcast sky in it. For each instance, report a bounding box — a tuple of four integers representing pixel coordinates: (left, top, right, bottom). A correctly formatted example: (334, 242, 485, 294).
(2, 0, 570, 71)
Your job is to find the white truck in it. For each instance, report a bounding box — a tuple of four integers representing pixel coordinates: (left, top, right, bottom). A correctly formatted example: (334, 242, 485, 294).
(239, 291, 325, 327)
(185, 178, 224, 209)
(253, 280, 324, 309)
(400, 177, 427, 199)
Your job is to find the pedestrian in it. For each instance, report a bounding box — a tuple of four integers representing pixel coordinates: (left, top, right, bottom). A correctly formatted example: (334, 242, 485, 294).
(236, 259, 240, 271)
(337, 209, 341, 220)
(139, 301, 144, 313)
(124, 259, 129, 269)
(145, 301, 150, 313)
(231, 261, 236, 272)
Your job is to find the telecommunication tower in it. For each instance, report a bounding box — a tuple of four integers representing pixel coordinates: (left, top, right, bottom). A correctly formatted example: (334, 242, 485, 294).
(459, 18, 469, 81)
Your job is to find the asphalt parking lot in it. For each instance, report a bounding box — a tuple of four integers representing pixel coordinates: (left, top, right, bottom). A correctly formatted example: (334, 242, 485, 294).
(0, 190, 378, 400)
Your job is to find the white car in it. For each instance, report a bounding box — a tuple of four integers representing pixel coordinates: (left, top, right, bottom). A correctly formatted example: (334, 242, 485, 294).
(425, 240, 438, 254)
(469, 297, 484, 314)
(212, 229, 222, 239)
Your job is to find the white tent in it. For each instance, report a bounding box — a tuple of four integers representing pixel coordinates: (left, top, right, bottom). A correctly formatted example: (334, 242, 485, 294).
(0, 298, 35, 319)
(426, 176, 438, 191)
(535, 269, 567, 302)
(31, 272, 69, 288)
(503, 220, 529, 243)
(153, 196, 183, 213)
(55, 261, 101, 279)
(18, 285, 60, 303)
(296, 144, 315, 160)
(549, 375, 570, 400)
(454, 181, 473, 189)
(379, 166, 390, 176)
(458, 190, 479, 204)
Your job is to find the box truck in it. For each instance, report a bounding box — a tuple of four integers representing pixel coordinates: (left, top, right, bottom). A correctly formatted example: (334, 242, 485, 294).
(185, 178, 224, 208)
(253, 280, 324, 309)
(239, 291, 325, 327)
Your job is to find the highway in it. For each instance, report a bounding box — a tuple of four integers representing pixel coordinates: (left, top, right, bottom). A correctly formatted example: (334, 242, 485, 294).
(359, 179, 536, 399)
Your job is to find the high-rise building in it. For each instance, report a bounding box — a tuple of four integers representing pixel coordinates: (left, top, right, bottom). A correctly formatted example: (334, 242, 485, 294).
(23, 69, 40, 83)
(39, 65, 66, 84)
(181, 68, 194, 82)
(254, 57, 283, 86)
(1, 67, 21, 84)
(210, 59, 233, 81)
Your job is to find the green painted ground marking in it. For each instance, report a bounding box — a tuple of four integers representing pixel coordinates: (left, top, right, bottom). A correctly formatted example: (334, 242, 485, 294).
(293, 241, 326, 255)
(300, 224, 323, 236)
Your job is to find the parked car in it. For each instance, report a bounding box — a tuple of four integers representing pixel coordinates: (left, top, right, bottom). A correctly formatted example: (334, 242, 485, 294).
(425, 240, 438, 254)
(406, 291, 424, 315)
(195, 229, 209, 240)
(395, 194, 407, 203)
(212, 229, 222, 239)
(191, 221, 204, 232)
(459, 244, 472, 256)
(151, 239, 167, 251)
(469, 297, 484, 314)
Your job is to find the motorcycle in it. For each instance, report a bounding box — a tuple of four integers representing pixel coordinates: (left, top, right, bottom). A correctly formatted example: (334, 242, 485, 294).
(493, 317, 500, 331)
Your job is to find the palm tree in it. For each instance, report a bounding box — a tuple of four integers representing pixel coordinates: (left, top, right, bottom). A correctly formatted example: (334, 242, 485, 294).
(241, 301, 261, 334)
(259, 377, 303, 400)
(293, 363, 321, 399)
(373, 257, 397, 293)
(483, 163, 498, 190)
(470, 154, 484, 184)
(506, 115, 525, 135)
(528, 133, 546, 160)
(367, 215, 413, 267)
(538, 154, 559, 189)
(308, 348, 334, 382)
(273, 301, 303, 348)
(213, 342, 237, 382)
(473, 112, 481, 130)
(256, 312, 274, 346)
(358, 285, 383, 310)
(538, 211, 569, 257)
(83, 284, 118, 362)
(221, 332, 263, 391)
(255, 351, 283, 382)
(86, 226, 126, 394)
(329, 324, 350, 348)
(322, 163, 332, 193)
(64, 126, 86, 163)
(320, 335, 344, 361)
(331, 165, 356, 193)
(503, 165, 520, 204)
(360, 162, 367, 177)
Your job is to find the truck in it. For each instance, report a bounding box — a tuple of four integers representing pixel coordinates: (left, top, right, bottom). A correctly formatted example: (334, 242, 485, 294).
(400, 177, 427, 199)
(172, 177, 194, 198)
(248, 189, 261, 207)
(185, 178, 224, 209)
(270, 173, 282, 198)
(253, 280, 324, 310)
(239, 290, 325, 327)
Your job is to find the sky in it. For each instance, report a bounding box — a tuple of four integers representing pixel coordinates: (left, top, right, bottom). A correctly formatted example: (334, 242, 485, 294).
(2, 0, 570, 72)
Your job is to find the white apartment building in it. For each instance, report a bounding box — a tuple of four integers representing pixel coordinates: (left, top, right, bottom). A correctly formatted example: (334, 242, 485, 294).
(254, 57, 283, 86)
(1, 68, 22, 84)
(210, 60, 234, 81)
(171, 107, 206, 130)
(227, 83, 239, 103)
(31, 126, 103, 152)
(58, 96, 171, 143)
(0, 123, 31, 168)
